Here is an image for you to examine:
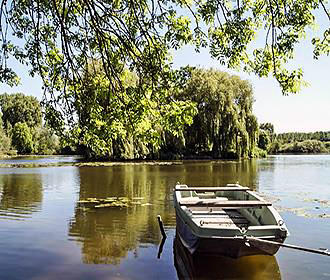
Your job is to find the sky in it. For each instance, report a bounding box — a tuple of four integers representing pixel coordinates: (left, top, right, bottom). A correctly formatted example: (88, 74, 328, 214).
(170, 7, 330, 134)
(0, 19, 329, 134)
(171, 43, 330, 133)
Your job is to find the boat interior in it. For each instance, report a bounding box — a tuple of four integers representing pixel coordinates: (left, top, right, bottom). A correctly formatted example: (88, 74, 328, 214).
(176, 185, 280, 230)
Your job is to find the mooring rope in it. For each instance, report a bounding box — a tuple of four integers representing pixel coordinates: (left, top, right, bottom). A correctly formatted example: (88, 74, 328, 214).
(243, 236, 330, 257)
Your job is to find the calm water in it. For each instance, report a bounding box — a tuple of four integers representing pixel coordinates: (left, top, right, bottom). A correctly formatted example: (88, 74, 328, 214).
(0, 155, 329, 279)
(0, 155, 82, 165)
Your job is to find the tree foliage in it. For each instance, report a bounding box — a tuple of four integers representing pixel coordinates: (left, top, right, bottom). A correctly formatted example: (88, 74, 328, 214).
(57, 67, 260, 159)
(271, 130, 330, 154)
(0, 112, 11, 153)
(257, 122, 274, 152)
(12, 122, 33, 154)
(277, 131, 330, 142)
(0, 93, 59, 155)
(32, 127, 60, 155)
(260, 123, 274, 137)
(278, 140, 328, 153)
(65, 63, 196, 159)
(169, 68, 259, 159)
(258, 126, 330, 154)
(0, 93, 42, 129)
(1, 0, 329, 139)
(258, 129, 271, 151)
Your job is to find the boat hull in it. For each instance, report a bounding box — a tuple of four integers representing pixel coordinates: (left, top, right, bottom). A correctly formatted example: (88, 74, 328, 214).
(175, 211, 284, 258)
(173, 236, 282, 280)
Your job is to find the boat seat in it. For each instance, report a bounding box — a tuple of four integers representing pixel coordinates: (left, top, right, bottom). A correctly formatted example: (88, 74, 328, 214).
(196, 193, 217, 199)
(179, 197, 228, 204)
(192, 215, 250, 229)
(216, 197, 229, 201)
(180, 200, 272, 208)
(188, 208, 243, 216)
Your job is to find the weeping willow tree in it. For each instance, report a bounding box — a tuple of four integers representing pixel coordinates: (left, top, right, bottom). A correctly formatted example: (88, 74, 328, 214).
(65, 65, 258, 159)
(170, 68, 259, 159)
(63, 61, 196, 159)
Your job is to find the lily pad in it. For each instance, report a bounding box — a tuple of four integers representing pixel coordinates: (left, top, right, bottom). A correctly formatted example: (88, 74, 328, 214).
(78, 196, 148, 209)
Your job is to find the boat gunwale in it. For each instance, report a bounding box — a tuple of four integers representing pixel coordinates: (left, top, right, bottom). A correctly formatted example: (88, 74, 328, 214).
(175, 202, 287, 238)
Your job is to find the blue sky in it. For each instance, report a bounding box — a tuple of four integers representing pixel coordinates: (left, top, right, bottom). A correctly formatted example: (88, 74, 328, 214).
(172, 42, 330, 133)
(170, 8, 330, 133)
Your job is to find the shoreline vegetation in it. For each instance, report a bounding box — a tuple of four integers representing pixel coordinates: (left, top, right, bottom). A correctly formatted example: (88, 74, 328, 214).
(0, 160, 183, 168)
(269, 134, 330, 155)
(1, 136, 329, 162)
(2, 69, 261, 160)
(275, 140, 330, 154)
(1, 73, 329, 161)
(1, 153, 330, 169)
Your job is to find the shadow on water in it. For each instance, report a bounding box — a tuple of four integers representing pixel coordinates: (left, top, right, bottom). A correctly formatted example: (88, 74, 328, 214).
(174, 236, 281, 280)
(0, 173, 42, 220)
(174, 160, 259, 191)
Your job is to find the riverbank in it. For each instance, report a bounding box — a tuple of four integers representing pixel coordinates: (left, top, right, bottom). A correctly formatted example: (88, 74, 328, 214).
(1, 152, 330, 168)
(0, 160, 185, 168)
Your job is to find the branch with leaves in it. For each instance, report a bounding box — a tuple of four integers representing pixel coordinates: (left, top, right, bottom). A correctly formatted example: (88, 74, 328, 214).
(0, 0, 329, 158)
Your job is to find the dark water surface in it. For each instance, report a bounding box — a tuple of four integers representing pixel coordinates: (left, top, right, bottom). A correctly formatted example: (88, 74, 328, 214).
(0, 155, 329, 279)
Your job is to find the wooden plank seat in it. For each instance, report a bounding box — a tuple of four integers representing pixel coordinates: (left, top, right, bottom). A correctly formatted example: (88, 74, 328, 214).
(192, 216, 250, 228)
(195, 218, 249, 224)
(174, 187, 250, 192)
(180, 200, 272, 208)
(188, 207, 239, 213)
(188, 209, 246, 219)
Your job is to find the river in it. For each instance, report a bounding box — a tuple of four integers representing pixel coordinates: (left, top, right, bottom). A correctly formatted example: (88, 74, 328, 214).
(0, 155, 329, 279)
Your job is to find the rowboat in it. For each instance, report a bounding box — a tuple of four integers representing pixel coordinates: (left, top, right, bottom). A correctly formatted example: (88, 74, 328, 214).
(173, 183, 289, 258)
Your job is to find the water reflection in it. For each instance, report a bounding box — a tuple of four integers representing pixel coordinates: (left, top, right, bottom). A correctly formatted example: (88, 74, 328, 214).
(0, 155, 81, 165)
(0, 172, 42, 220)
(68, 161, 259, 265)
(174, 236, 281, 279)
(68, 166, 175, 265)
(1, 156, 330, 279)
(177, 160, 258, 190)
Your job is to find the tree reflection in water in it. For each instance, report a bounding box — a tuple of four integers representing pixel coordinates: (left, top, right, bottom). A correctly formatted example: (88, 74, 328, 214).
(68, 161, 259, 265)
(0, 172, 42, 219)
(69, 165, 174, 264)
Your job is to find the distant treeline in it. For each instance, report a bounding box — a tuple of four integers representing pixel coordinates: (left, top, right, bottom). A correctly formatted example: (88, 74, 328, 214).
(257, 123, 330, 154)
(277, 132, 330, 143)
(275, 132, 330, 154)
